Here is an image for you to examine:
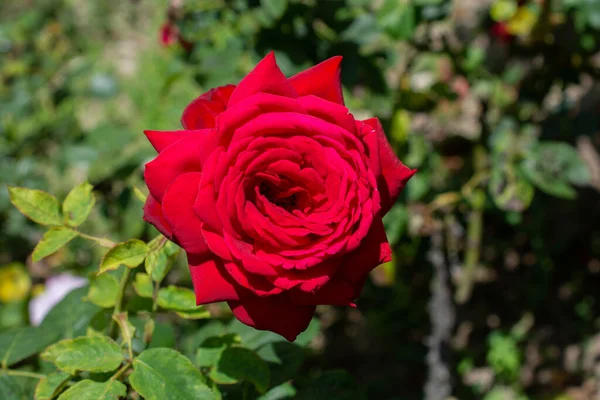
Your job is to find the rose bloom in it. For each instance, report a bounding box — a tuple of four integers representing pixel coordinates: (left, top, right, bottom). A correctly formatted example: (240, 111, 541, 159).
(143, 53, 415, 341)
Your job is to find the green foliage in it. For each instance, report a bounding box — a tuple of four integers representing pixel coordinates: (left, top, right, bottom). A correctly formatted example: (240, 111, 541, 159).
(2, 0, 600, 399)
(62, 182, 95, 227)
(32, 227, 79, 262)
(34, 372, 70, 400)
(41, 335, 124, 374)
(98, 240, 150, 274)
(87, 274, 120, 308)
(210, 347, 270, 393)
(129, 348, 215, 400)
(7, 187, 62, 226)
(57, 379, 127, 400)
(487, 332, 521, 382)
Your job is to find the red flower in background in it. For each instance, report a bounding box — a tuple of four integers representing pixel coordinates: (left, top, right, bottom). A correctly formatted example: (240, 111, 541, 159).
(142, 53, 415, 341)
(159, 22, 178, 47)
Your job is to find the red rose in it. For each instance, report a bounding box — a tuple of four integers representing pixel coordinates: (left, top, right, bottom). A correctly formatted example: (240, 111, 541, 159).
(143, 53, 415, 341)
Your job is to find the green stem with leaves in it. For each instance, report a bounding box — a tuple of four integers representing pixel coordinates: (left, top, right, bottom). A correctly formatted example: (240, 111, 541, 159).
(109, 269, 132, 337)
(76, 231, 115, 248)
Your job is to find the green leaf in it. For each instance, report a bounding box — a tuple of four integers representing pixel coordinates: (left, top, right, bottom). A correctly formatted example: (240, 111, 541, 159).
(57, 380, 126, 400)
(35, 372, 70, 400)
(145, 239, 179, 282)
(32, 227, 79, 262)
(227, 320, 283, 350)
(7, 186, 62, 226)
(489, 166, 534, 212)
(389, 110, 411, 144)
(377, 0, 415, 40)
(257, 383, 297, 400)
(295, 370, 365, 400)
(257, 342, 304, 386)
(293, 318, 320, 347)
(383, 204, 409, 246)
(0, 375, 21, 399)
(261, 0, 288, 19)
(86, 274, 119, 308)
(41, 335, 124, 374)
(62, 182, 95, 227)
(175, 309, 212, 320)
(132, 273, 153, 298)
(210, 347, 270, 393)
(157, 286, 198, 312)
(521, 142, 590, 199)
(98, 239, 149, 274)
(40, 287, 101, 339)
(0, 327, 60, 368)
(129, 348, 215, 400)
(196, 334, 240, 368)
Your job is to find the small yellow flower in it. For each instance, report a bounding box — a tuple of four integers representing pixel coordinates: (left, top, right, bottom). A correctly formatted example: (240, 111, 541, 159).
(0, 263, 32, 303)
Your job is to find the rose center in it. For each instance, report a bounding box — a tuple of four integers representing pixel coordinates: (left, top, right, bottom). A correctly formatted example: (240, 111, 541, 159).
(259, 181, 298, 210)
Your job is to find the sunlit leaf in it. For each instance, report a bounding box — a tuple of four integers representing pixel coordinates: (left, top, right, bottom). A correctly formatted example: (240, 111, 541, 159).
(129, 348, 215, 400)
(62, 182, 95, 227)
(210, 347, 270, 393)
(41, 335, 124, 374)
(35, 371, 70, 400)
(133, 273, 154, 299)
(98, 239, 149, 274)
(57, 380, 126, 400)
(86, 274, 119, 308)
(8, 186, 62, 226)
(32, 227, 79, 262)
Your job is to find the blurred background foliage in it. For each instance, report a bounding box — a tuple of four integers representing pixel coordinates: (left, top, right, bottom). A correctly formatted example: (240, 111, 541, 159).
(1, 0, 600, 399)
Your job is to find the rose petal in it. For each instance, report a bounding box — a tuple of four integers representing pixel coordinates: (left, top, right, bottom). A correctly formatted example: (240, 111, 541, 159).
(143, 195, 173, 239)
(144, 131, 218, 202)
(289, 56, 344, 105)
(228, 295, 315, 341)
(144, 129, 194, 153)
(289, 278, 356, 306)
(228, 52, 297, 106)
(181, 85, 235, 130)
(188, 252, 245, 304)
(339, 218, 392, 301)
(162, 172, 209, 254)
(362, 118, 416, 214)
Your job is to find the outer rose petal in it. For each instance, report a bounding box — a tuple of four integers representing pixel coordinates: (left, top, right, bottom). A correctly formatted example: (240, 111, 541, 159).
(144, 132, 219, 202)
(143, 195, 173, 239)
(188, 252, 245, 304)
(181, 85, 235, 130)
(144, 129, 196, 153)
(162, 172, 209, 255)
(289, 56, 344, 105)
(228, 52, 297, 106)
(289, 279, 356, 306)
(341, 218, 392, 301)
(362, 118, 416, 214)
(228, 295, 315, 341)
